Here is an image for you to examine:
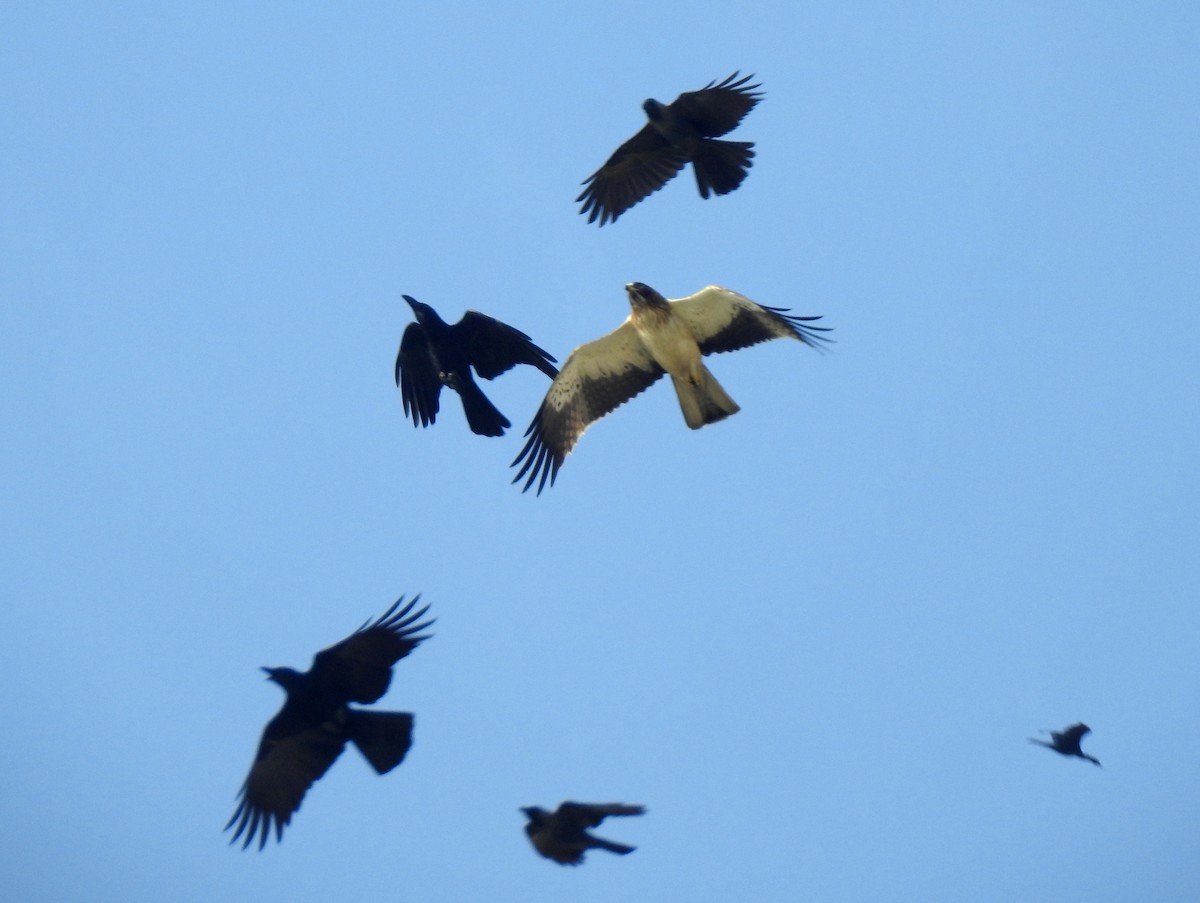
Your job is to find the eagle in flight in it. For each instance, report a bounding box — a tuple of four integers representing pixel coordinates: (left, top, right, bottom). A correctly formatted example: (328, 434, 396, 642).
(511, 282, 831, 494)
(577, 72, 763, 226)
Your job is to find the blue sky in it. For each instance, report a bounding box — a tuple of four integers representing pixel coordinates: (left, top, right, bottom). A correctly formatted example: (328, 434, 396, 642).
(2, 2, 1198, 900)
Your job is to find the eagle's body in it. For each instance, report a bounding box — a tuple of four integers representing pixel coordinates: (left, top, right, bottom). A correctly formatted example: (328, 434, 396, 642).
(627, 285, 740, 428)
(512, 282, 831, 493)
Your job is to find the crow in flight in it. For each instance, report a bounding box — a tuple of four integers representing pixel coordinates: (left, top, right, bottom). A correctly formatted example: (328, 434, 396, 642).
(225, 596, 434, 849)
(396, 295, 558, 437)
(512, 282, 831, 493)
(577, 72, 763, 226)
(1029, 722, 1101, 766)
(521, 801, 646, 865)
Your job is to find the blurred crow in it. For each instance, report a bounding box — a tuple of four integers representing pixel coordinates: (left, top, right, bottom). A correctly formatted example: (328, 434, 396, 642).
(521, 801, 646, 865)
(396, 295, 558, 437)
(225, 596, 434, 850)
(1029, 722, 1101, 766)
(577, 72, 763, 225)
(512, 282, 831, 493)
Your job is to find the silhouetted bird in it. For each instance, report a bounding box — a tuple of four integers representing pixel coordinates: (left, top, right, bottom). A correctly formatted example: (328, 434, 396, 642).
(512, 282, 831, 493)
(396, 295, 558, 437)
(521, 801, 646, 865)
(225, 596, 434, 850)
(577, 72, 763, 225)
(1029, 722, 1101, 766)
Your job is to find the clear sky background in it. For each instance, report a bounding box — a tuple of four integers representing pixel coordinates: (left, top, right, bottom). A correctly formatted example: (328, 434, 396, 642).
(2, 2, 1198, 901)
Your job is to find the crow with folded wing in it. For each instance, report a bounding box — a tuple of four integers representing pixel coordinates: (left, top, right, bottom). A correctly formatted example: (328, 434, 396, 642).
(512, 282, 831, 493)
(577, 72, 763, 226)
(396, 295, 558, 437)
(225, 596, 434, 849)
(1029, 722, 1101, 766)
(521, 801, 646, 865)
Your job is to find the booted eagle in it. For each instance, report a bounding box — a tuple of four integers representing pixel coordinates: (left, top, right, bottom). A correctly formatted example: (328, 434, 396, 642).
(577, 72, 763, 226)
(1029, 723, 1101, 766)
(512, 283, 831, 494)
(521, 801, 646, 865)
(396, 295, 558, 437)
(225, 596, 434, 849)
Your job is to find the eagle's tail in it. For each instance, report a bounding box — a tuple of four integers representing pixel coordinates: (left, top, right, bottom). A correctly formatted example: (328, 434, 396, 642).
(348, 710, 414, 774)
(456, 377, 510, 437)
(691, 138, 755, 198)
(672, 365, 740, 429)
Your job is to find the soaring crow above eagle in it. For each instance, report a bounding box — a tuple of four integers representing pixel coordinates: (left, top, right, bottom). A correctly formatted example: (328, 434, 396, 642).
(512, 282, 831, 494)
(521, 801, 646, 865)
(225, 596, 434, 849)
(577, 72, 763, 226)
(396, 295, 558, 437)
(1029, 722, 1101, 766)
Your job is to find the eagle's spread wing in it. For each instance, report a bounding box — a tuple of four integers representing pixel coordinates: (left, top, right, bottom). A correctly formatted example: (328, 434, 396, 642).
(309, 596, 434, 705)
(577, 124, 689, 226)
(512, 322, 664, 493)
(396, 324, 442, 427)
(670, 72, 763, 137)
(225, 712, 347, 850)
(454, 311, 558, 380)
(670, 285, 833, 355)
(557, 801, 646, 828)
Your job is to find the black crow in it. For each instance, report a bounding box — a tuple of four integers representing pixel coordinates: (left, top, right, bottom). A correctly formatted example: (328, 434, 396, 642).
(225, 596, 434, 850)
(521, 801, 646, 865)
(512, 282, 831, 493)
(1029, 722, 1101, 766)
(577, 72, 763, 225)
(396, 295, 558, 437)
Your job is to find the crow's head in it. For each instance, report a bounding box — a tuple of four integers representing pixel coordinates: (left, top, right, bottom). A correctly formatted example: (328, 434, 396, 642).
(403, 294, 444, 329)
(520, 806, 548, 824)
(261, 666, 304, 691)
(642, 98, 665, 122)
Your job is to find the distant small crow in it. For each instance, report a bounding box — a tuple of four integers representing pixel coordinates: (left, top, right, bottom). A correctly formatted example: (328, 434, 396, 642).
(577, 72, 763, 225)
(225, 596, 434, 850)
(521, 801, 646, 865)
(1029, 722, 1101, 766)
(512, 282, 831, 493)
(396, 295, 558, 437)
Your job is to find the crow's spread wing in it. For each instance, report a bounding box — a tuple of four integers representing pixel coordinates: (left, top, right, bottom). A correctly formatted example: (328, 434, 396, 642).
(670, 285, 833, 355)
(577, 124, 689, 226)
(1060, 723, 1091, 746)
(558, 801, 646, 828)
(512, 322, 664, 493)
(454, 311, 558, 380)
(669, 72, 763, 137)
(225, 712, 347, 850)
(396, 324, 442, 427)
(309, 596, 434, 704)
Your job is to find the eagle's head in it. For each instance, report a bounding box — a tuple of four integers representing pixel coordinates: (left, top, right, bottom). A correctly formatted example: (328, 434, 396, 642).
(625, 282, 670, 312)
(642, 98, 665, 121)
